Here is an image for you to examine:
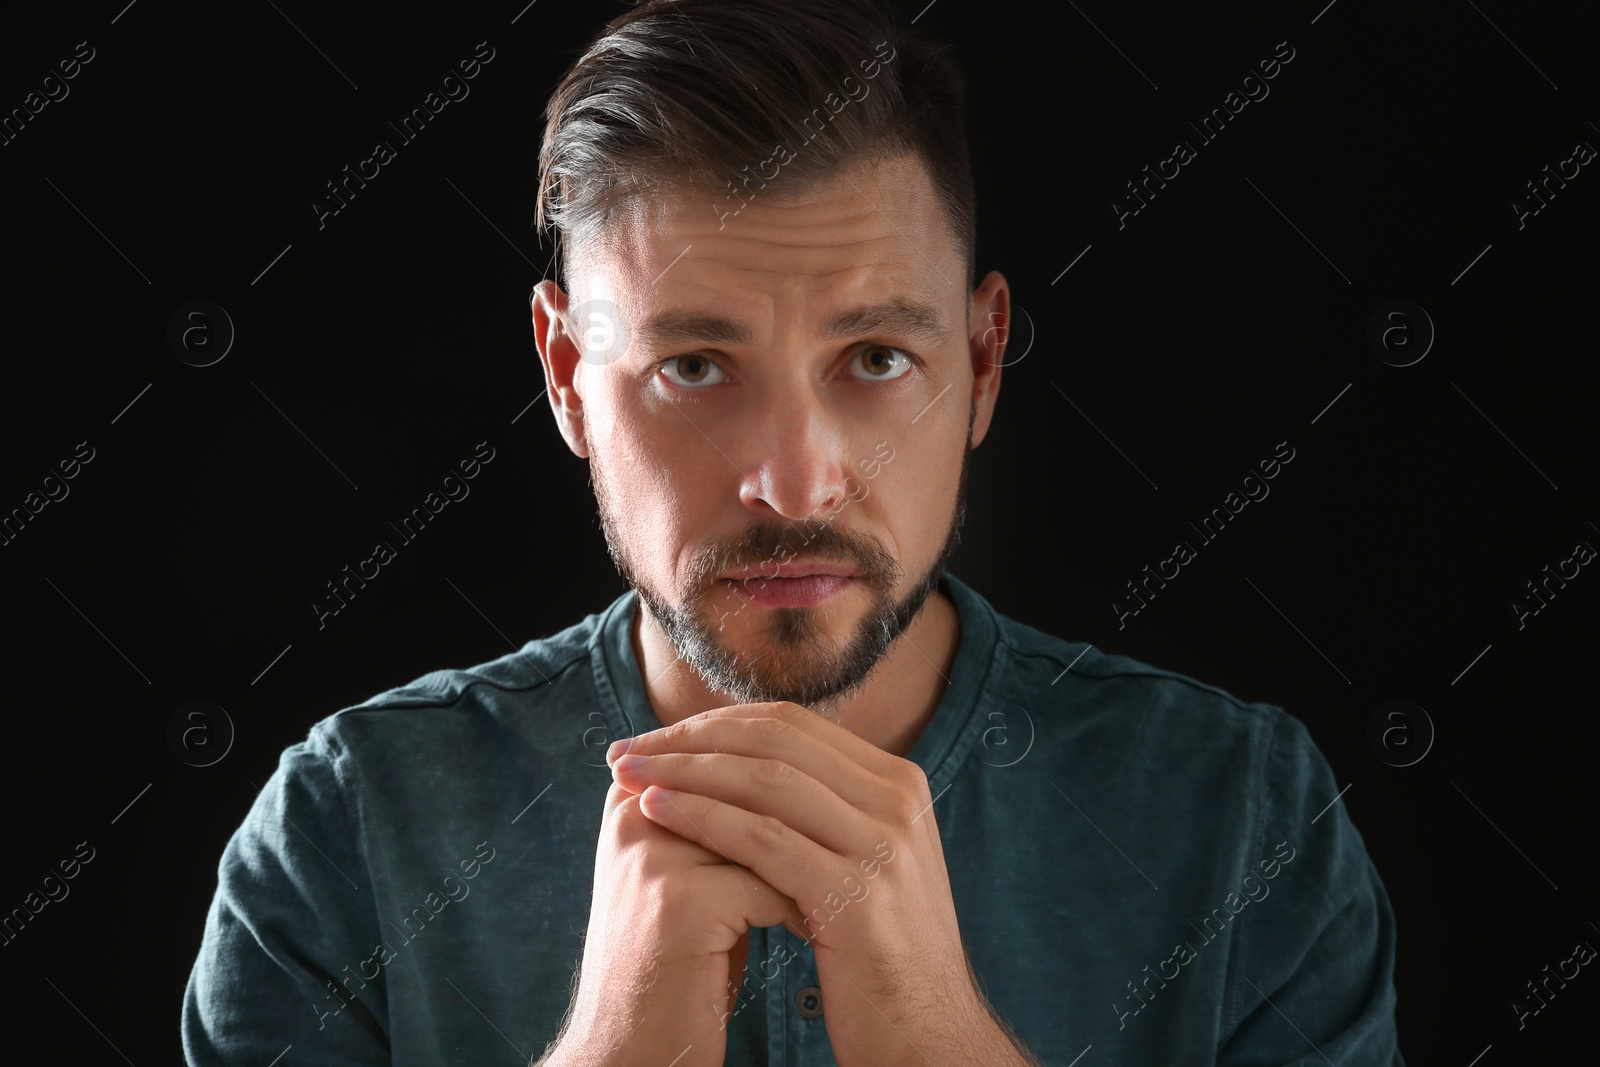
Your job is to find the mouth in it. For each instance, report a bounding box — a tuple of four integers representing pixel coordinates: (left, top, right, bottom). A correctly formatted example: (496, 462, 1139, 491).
(718, 560, 858, 608)
(720, 560, 857, 582)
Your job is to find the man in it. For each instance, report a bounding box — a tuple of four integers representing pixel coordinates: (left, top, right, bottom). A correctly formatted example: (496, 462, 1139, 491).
(184, 1, 1405, 1064)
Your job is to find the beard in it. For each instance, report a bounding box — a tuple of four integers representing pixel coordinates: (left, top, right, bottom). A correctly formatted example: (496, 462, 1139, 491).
(590, 399, 975, 714)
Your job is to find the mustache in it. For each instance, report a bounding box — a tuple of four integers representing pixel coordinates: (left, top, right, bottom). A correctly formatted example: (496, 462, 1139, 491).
(688, 520, 900, 595)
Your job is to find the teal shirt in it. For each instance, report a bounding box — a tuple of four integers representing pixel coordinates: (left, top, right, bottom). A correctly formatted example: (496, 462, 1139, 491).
(183, 572, 1404, 1064)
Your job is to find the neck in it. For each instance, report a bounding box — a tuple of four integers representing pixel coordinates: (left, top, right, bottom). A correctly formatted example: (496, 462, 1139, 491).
(631, 580, 962, 758)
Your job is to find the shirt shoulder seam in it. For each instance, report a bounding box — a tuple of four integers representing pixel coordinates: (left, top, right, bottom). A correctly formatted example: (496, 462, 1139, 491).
(334, 644, 593, 718)
(1005, 643, 1282, 716)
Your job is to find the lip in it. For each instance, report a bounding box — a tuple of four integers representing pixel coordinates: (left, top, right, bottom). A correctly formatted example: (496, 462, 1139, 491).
(719, 573, 854, 607)
(720, 560, 857, 581)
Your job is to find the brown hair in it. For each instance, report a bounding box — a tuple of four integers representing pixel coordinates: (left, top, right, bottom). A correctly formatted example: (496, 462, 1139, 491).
(535, 0, 976, 294)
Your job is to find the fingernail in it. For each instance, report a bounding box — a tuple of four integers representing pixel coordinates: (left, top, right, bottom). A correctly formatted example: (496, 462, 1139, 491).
(606, 739, 628, 764)
(613, 753, 649, 771)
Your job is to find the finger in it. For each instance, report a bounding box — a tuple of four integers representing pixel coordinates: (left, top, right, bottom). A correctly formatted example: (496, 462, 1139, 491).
(609, 712, 894, 813)
(613, 750, 874, 856)
(640, 784, 841, 918)
(602, 778, 636, 816)
(703, 862, 812, 956)
(606, 783, 744, 872)
(722, 701, 904, 774)
(611, 701, 898, 779)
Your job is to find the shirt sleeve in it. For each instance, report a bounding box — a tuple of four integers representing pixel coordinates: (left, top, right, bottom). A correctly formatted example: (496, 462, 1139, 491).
(183, 729, 391, 1065)
(1216, 709, 1406, 1066)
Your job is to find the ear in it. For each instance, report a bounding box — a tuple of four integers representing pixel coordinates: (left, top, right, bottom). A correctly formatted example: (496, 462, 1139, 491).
(531, 279, 589, 458)
(967, 270, 1009, 448)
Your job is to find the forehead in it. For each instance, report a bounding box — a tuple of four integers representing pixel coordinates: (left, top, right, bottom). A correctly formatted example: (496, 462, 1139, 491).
(571, 153, 962, 336)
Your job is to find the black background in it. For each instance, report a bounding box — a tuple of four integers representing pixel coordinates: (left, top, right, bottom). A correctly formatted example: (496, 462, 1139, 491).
(2, 0, 1595, 1061)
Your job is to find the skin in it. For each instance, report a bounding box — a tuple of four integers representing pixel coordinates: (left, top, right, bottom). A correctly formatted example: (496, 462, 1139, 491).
(531, 152, 1031, 1066)
(533, 150, 1007, 752)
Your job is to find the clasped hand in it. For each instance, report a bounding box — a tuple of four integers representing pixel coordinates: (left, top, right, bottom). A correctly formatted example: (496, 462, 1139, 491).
(606, 700, 1030, 1067)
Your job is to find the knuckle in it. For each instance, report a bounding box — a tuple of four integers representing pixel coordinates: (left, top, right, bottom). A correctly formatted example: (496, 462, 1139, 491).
(755, 700, 801, 725)
(896, 756, 929, 792)
(889, 759, 930, 822)
(753, 756, 795, 790)
(611, 792, 662, 840)
(752, 813, 788, 849)
(604, 781, 635, 814)
(752, 716, 791, 743)
(611, 792, 649, 833)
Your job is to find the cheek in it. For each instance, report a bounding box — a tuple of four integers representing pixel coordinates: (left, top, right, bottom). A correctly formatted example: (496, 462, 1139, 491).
(582, 366, 620, 443)
(877, 437, 960, 555)
(598, 400, 713, 576)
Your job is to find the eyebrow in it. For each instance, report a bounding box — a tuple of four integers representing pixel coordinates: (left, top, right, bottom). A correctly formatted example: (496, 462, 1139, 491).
(639, 296, 949, 350)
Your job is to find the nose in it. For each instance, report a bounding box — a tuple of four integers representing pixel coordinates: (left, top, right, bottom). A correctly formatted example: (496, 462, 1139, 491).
(737, 386, 851, 522)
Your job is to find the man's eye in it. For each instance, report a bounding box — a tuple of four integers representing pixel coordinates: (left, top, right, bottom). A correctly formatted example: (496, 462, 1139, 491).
(658, 354, 727, 388)
(846, 345, 915, 381)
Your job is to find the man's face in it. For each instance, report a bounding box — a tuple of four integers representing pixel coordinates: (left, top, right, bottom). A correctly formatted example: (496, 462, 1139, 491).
(542, 152, 1003, 711)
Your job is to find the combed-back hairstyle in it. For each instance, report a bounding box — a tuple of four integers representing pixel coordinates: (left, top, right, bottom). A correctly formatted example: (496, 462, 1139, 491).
(535, 0, 976, 293)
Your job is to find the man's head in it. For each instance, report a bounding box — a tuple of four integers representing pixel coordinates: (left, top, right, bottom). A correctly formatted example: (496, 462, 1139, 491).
(531, 0, 1008, 712)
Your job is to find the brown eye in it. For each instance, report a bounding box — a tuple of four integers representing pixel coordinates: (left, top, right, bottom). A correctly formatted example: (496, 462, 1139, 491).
(849, 345, 913, 380)
(660, 353, 726, 388)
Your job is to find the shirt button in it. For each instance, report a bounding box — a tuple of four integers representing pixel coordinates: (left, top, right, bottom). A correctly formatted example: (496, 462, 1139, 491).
(795, 985, 823, 1019)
